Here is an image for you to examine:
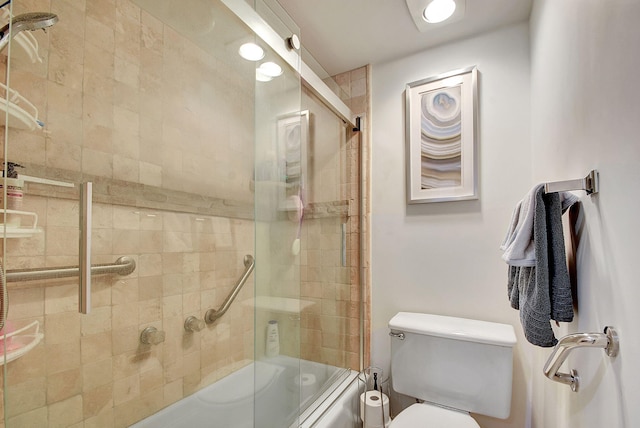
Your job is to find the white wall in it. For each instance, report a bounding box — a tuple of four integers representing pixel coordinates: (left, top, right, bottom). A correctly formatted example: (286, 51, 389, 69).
(529, 0, 640, 427)
(371, 23, 532, 428)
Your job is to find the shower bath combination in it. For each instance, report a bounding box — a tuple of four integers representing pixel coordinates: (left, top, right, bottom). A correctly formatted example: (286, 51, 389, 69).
(0, 1, 364, 427)
(0, 12, 58, 53)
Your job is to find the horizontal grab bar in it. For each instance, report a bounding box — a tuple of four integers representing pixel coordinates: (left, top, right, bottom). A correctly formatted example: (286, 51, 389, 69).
(205, 254, 255, 324)
(6, 256, 136, 283)
(543, 326, 619, 392)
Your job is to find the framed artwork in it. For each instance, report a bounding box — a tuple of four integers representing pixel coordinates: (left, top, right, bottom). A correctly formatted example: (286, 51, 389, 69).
(405, 66, 478, 203)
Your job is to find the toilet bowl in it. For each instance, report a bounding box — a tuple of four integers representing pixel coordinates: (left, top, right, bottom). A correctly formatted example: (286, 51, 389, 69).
(388, 312, 517, 426)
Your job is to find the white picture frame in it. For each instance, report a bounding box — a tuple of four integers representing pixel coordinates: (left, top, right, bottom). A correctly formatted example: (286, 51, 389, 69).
(405, 66, 478, 203)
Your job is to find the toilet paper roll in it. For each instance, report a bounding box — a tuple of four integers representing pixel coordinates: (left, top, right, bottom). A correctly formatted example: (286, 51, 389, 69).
(360, 390, 390, 428)
(289, 373, 318, 398)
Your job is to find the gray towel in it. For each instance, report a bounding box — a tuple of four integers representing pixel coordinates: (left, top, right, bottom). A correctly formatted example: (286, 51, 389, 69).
(507, 187, 575, 347)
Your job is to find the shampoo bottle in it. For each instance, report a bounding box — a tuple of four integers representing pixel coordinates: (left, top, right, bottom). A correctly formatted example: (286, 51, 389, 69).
(265, 320, 279, 357)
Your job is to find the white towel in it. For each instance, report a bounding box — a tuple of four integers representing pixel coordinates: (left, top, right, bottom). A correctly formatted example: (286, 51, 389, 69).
(500, 184, 542, 266)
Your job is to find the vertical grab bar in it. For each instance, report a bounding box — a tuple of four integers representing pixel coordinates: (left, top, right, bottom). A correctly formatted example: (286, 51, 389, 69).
(79, 182, 92, 314)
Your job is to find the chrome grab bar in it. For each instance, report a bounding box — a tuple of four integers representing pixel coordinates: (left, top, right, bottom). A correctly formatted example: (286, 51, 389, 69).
(205, 254, 255, 324)
(543, 326, 619, 392)
(5, 256, 136, 283)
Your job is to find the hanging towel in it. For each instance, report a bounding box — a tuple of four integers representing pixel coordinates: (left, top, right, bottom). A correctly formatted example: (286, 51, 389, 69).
(505, 186, 578, 347)
(500, 184, 543, 266)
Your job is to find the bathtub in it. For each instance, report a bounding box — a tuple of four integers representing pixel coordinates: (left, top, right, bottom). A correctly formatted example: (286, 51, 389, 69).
(298, 369, 360, 428)
(132, 355, 361, 428)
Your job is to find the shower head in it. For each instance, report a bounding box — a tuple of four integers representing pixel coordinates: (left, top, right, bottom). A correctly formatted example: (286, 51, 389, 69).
(11, 12, 58, 31)
(0, 12, 58, 53)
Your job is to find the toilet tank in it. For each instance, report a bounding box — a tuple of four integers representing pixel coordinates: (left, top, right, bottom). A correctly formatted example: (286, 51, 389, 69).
(389, 312, 517, 419)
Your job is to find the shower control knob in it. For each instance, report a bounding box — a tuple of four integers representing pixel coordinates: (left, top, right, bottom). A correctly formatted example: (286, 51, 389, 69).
(184, 316, 206, 332)
(140, 326, 165, 345)
(286, 34, 300, 51)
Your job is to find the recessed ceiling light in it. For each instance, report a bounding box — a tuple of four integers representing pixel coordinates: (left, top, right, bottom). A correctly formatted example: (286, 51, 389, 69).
(256, 69, 273, 82)
(239, 42, 265, 61)
(258, 61, 283, 77)
(423, 0, 456, 24)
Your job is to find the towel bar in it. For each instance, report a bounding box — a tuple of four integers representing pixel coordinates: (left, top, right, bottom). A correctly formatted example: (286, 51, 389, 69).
(543, 326, 618, 392)
(544, 170, 599, 195)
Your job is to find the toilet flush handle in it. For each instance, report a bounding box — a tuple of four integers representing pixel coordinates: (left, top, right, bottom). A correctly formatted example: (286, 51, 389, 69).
(389, 331, 405, 340)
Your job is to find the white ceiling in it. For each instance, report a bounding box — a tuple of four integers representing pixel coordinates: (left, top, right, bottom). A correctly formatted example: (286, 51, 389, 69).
(276, 0, 533, 76)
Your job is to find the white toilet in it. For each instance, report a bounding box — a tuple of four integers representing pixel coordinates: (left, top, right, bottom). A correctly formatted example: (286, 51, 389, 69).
(388, 312, 517, 427)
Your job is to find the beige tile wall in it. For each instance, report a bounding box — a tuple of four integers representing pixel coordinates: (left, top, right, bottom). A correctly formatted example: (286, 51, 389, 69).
(298, 66, 371, 370)
(342, 65, 371, 368)
(7, 0, 255, 202)
(3, 198, 255, 427)
(1, 0, 257, 426)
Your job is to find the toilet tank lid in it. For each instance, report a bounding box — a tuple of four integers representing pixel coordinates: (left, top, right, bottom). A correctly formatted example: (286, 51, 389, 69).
(389, 312, 517, 347)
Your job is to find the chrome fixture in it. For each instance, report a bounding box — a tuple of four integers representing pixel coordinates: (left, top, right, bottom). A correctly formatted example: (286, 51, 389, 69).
(286, 34, 300, 51)
(140, 326, 166, 345)
(205, 254, 255, 324)
(544, 169, 599, 195)
(389, 331, 405, 340)
(3, 183, 135, 315)
(0, 12, 59, 53)
(543, 326, 619, 392)
(5, 256, 136, 283)
(184, 316, 205, 332)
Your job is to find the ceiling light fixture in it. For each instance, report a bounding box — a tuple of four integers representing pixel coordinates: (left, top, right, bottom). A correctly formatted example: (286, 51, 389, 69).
(239, 42, 265, 61)
(423, 0, 456, 24)
(258, 61, 283, 77)
(256, 69, 273, 82)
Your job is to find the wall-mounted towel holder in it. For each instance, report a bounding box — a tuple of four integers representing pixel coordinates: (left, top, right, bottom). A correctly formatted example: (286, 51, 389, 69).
(543, 326, 619, 392)
(544, 170, 599, 195)
(544, 169, 600, 195)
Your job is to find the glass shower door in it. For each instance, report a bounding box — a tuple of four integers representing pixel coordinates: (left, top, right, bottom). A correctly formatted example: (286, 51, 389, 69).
(0, 0, 269, 426)
(251, 3, 304, 426)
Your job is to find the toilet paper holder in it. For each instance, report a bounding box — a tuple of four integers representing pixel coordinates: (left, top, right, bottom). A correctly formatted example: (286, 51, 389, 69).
(359, 367, 390, 427)
(360, 389, 390, 428)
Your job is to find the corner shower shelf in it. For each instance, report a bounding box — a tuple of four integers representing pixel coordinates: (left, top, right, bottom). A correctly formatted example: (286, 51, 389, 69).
(0, 82, 44, 130)
(0, 320, 43, 366)
(20, 174, 75, 188)
(1, 209, 42, 238)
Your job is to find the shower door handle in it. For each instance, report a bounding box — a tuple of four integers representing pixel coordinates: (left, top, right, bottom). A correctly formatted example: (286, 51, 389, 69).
(79, 182, 92, 314)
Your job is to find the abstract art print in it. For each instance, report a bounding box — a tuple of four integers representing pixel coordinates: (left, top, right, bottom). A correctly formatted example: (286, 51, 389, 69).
(405, 66, 478, 203)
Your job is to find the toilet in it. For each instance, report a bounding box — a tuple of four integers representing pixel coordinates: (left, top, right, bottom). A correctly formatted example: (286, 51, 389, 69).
(388, 312, 517, 427)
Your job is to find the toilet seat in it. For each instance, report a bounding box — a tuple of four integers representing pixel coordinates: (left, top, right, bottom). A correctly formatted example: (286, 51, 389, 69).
(388, 403, 480, 428)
